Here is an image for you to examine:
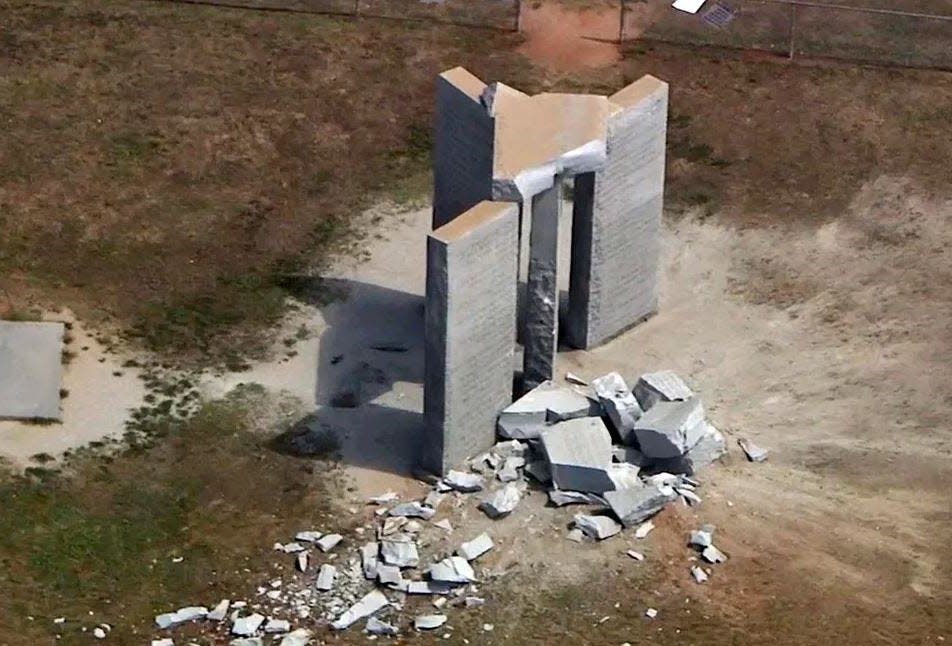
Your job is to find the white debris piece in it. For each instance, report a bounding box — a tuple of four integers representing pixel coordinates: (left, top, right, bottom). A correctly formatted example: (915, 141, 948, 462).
(424, 491, 446, 509)
(428, 556, 477, 583)
(631, 398, 706, 459)
(480, 482, 523, 518)
(690, 529, 713, 548)
(208, 599, 231, 622)
(496, 456, 525, 482)
(230, 639, 263, 646)
(280, 542, 305, 554)
(296, 552, 309, 573)
(541, 417, 616, 493)
(151, 640, 174, 646)
(331, 590, 390, 630)
(366, 616, 399, 636)
(316, 564, 337, 591)
(673, 0, 707, 13)
(316, 534, 343, 552)
(702, 545, 728, 564)
(483, 623, 495, 631)
(633, 371, 694, 410)
(691, 565, 709, 583)
(592, 372, 643, 441)
(155, 606, 208, 629)
(278, 629, 312, 646)
(414, 614, 447, 631)
(687, 422, 727, 468)
(433, 518, 453, 532)
(381, 537, 420, 568)
(361, 542, 380, 579)
(388, 501, 436, 520)
(626, 550, 645, 561)
(231, 613, 265, 636)
(607, 463, 644, 490)
(369, 492, 399, 505)
(295, 530, 322, 543)
(457, 533, 494, 561)
(93, 627, 106, 639)
(677, 487, 703, 505)
(381, 516, 407, 536)
(465, 596, 485, 608)
(603, 485, 678, 527)
(491, 439, 527, 459)
(497, 380, 599, 439)
(443, 470, 485, 493)
(264, 618, 291, 633)
(548, 489, 607, 507)
(645, 608, 658, 619)
(738, 438, 769, 462)
(565, 372, 589, 386)
(406, 580, 455, 595)
(574, 514, 622, 540)
(377, 564, 403, 587)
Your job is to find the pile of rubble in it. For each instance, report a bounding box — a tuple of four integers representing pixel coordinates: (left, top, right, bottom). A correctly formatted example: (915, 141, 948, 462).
(151, 370, 750, 644)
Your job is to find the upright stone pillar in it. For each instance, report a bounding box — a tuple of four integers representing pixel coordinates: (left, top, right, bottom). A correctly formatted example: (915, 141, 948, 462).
(522, 180, 562, 391)
(423, 201, 520, 475)
(566, 76, 669, 349)
(432, 67, 495, 230)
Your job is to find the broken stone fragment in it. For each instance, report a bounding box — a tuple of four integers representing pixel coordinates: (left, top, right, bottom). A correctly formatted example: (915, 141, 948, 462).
(368, 492, 399, 505)
(631, 398, 707, 459)
(457, 533, 494, 561)
(280, 542, 305, 554)
(603, 485, 677, 527)
(541, 417, 616, 493)
(677, 487, 702, 505)
(686, 422, 727, 469)
(365, 616, 399, 636)
(592, 372, 643, 442)
(388, 502, 436, 520)
(689, 529, 713, 548)
(316, 564, 337, 591)
(208, 599, 231, 622)
(361, 542, 380, 579)
(404, 520, 423, 533)
(433, 519, 453, 532)
(738, 438, 769, 462)
(573, 514, 622, 540)
(496, 455, 525, 482)
(264, 618, 291, 633)
(702, 545, 728, 564)
(331, 590, 389, 630)
(406, 580, 455, 595)
(691, 565, 709, 583)
(381, 516, 407, 536)
(278, 629, 312, 646)
(547, 490, 607, 508)
(626, 550, 645, 561)
(377, 564, 403, 587)
(231, 613, 265, 636)
(633, 371, 694, 411)
(565, 372, 589, 386)
(423, 490, 446, 509)
(464, 596, 486, 608)
(497, 380, 600, 439)
(296, 552, 309, 573)
(294, 530, 322, 543)
(443, 470, 485, 493)
(316, 534, 343, 552)
(606, 463, 643, 490)
(381, 537, 420, 568)
(414, 614, 447, 631)
(479, 482, 523, 518)
(428, 556, 477, 583)
(523, 459, 552, 483)
(151, 640, 174, 646)
(645, 608, 658, 619)
(230, 639, 263, 646)
(155, 606, 209, 629)
(491, 439, 528, 459)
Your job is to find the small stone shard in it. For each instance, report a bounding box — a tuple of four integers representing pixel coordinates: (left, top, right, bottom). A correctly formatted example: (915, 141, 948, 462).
(264, 618, 291, 633)
(633, 371, 694, 411)
(547, 490, 607, 508)
(738, 438, 769, 462)
(626, 549, 645, 561)
(691, 565, 709, 583)
(295, 530, 322, 543)
(381, 537, 420, 568)
(645, 608, 658, 619)
(631, 398, 706, 459)
(541, 417, 616, 493)
(316, 564, 337, 591)
(369, 492, 400, 505)
(406, 580, 455, 595)
(208, 599, 230, 622)
(702, 545, 728, 564)
(230, 639, 263, 646)
(592, 372, 643, 442)
(278, 629, 312, 646)
(280, 542, 305, 554)
(156, 606, 209, 629)
(573, 514, 622, 540)
(151, 640, 174, 646)
(296, 552, 309, 573)
(381, 516, 407, 536)
(603, 485, 677, 527)
(678, 488, 702, 505)
(443, 470, 485, 493)
(231, 613, 265, 636)
(388, 502, 436, 520)
(497, 380, 599, 439)
(689, 529, 713, 548)
(565, 372, 589, 386)
(377, 564, 403, 587)
(428, 556, 476, 583)
(361, 542, 380, 579)
(414, 614, 447, 631)
(433, 518, 453, 532)
(366, 617, 399, 636)
(687, 422, 727, 468)
(496, 456, 525, 482)
(479, 482, 523, 518)
(491, 439, 528, 459)
(566, 528, 585, 543)
(457, 533, 494, 561)
(331, 590, 390, 630)
(316, 534, 343, 552)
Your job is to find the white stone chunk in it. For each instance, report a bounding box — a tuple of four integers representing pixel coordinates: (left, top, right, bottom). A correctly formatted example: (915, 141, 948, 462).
(631, 398, 706, 459)
(296, 552, 309, 573)
(368, 492, 399, 505)
(633, 371, 694, 411)
(541, 417, 616, 493)
(414, 614, 447, 631)
(295, 531, 322, 543)
(278, 629, 312, 646)
(689, 529, 713, 548)
(497, 380, 599, 439)
(691, 565, 709, 583)
(547, 489, 607, 507)
(280, 542, 305, 554)
(604, 485, 677, 527)
(316, 534, 343, 552)
(428, 556, 476, 583)
(151, 640, 174, 646)
(479, 482, 523, 518)
(592, 372, 643, 441)
(702, 545, 728, 564)
(155, 606, 208, 629)
(496, 456, 524, 482)
(738, 438, 769, 462)
(377, 564, 403, 587)
(231, 613, 265, 636)
(314, 564, 336, 591)
(208, 599, 231, 622)
(457, 533, 494, 561)
(688, 423, 727, 467)
(407, 580, 455, 595)
(366, 617, 399, 636)
(264, 618, 291, 634)
(331, 590, 389, 630)
(361, 542, 380, 579)
(626, 550, 645, 561)
(443, 470, 485, 493)
(230, 639, 263, 646)
(573, 514, 622, 540)
(388, 502, 436, 520)
(645, 608, 658, 619)
(381, 538, 419, 568)
(491, 439, 528, 459)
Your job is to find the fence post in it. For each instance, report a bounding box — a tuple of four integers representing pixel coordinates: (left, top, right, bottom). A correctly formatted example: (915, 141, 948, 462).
(788, 3, 797, 60)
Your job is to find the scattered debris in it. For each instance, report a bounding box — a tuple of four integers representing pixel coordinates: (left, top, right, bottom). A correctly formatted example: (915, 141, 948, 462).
(278, 629, 312, 646)
(151, 640, 174, 646)
(369, 492, 400, 505)
(458, 533, 494, 561)
(230, 639, 263, 646)
(689, 527, 714, 548)
(155, 606, 208, 629)
(277, 542, 305, 554)
(377, 564, 403, 587)
(264, 618, 291, 633)
(296, 552, 309, 573)
(361, 542, 380, 579)
(414, 614, 447, 631)
(93, 626, 106, 639)
(645, 608, 659, 619)
(381, 537, 420, 568)
(548, 489, 607, 508)
(433, 518, 454, 532)
(316, 564, 337, 591)
(738, 438, 769, 462)
(565, 372, 589, 386)
(574, 514, 622, 541)
(497, 380, 599, 439)
(331, 590, 389, 630)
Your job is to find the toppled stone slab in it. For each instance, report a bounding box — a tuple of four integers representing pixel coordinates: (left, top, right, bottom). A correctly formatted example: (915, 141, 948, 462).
(631, 398, 706, 459)
(331, 590, 389, 630)
(738, 438, 769, 462)
(0, 321, 65, 420)
(592, 372, 643, 442)
(316, 534, 343, 552)
(603, 485, 677, 527)
(548, 489, 607, 507)
(479, 482, 522, 518)
(231, 613, 265, 636)
(574, 514, 622, 540)
(388, 502, 437, 520)
(428, 556, 476, 583)
(541, 417, 615, 493)
(366, 617, 399, 636)
(156, 606, 208, 629)
(687, 422, 727, 468)
(443, 470, 485, 493)
(414, 614, 447, 631)
(633, 371, 694, 411)
(497, 380, 599, 439)
(381, 538, 420, 568)
(278, 629, 312, 646)
(316, 564, 337, 591)
(458, 533, 494, 561)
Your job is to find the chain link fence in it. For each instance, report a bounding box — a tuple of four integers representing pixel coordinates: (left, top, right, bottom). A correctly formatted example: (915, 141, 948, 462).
(622, 0, 952, 70)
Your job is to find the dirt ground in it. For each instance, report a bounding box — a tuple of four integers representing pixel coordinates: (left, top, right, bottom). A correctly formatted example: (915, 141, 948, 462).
(0, 0, 950, 644)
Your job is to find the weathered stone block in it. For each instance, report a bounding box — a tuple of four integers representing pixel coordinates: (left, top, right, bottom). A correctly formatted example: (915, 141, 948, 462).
(0, 321, 64, 420)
